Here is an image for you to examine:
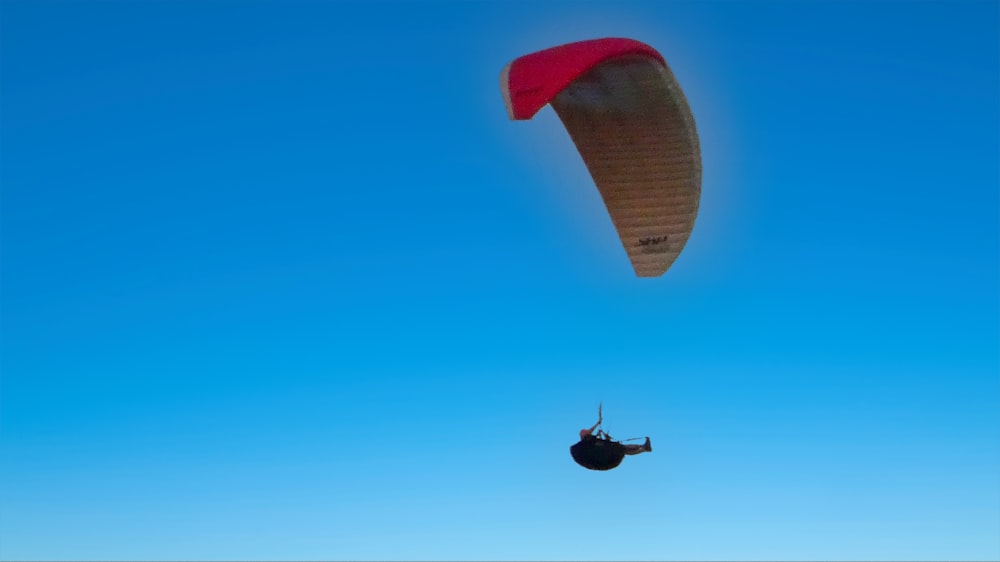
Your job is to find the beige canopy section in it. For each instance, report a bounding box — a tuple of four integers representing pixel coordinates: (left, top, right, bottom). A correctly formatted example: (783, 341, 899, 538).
(501, 38, 701, 277)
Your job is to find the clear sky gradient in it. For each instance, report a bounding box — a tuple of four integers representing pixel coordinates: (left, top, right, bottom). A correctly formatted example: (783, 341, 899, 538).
(1, 1, 998, 560)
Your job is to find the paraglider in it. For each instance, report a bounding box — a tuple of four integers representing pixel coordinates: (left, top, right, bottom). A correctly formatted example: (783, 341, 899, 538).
(500, 37, 701, 277)
(570, 404, 652, 471)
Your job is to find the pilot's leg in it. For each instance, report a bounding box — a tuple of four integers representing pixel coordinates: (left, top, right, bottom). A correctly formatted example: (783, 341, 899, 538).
(623, 437, 652, 455)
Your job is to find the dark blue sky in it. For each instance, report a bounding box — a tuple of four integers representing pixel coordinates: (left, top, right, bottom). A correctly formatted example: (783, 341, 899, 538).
(2, 1, 998, 559)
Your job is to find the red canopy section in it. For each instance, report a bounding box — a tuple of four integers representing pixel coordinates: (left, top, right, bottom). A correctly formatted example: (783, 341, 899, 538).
(500, 38, 666, 120)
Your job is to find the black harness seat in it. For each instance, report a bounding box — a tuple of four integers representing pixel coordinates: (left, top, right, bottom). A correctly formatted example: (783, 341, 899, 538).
(570, 435, 626, 471)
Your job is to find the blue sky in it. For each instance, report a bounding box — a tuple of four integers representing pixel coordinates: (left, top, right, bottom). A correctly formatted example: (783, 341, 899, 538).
(1, 0, 997, 560)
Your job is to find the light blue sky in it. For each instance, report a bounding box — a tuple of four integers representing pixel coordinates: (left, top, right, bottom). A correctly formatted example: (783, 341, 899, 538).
(1, 1, 998, 560)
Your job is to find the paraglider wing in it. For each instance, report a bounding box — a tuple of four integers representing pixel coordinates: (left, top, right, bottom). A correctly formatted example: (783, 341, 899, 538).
(500, 38, 702, 277)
